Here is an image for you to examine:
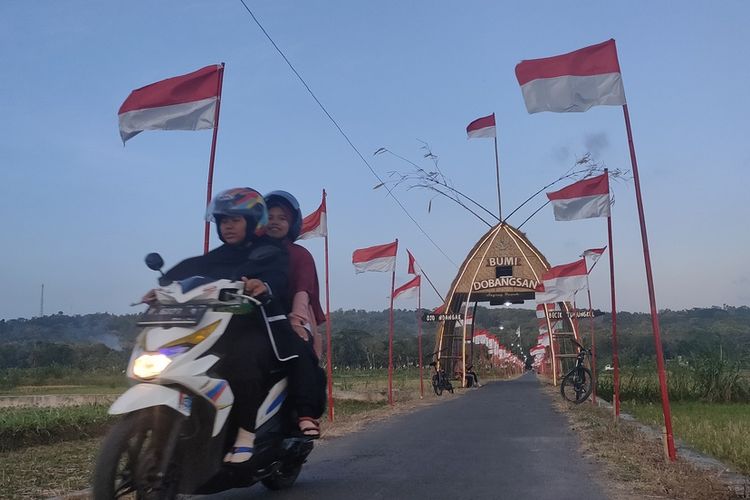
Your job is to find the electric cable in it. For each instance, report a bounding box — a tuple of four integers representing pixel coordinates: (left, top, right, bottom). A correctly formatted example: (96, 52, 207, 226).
(238, 1, 457, 267)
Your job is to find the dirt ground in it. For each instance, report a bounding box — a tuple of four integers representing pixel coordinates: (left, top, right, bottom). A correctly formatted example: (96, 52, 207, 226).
(544, 382, 747, 499)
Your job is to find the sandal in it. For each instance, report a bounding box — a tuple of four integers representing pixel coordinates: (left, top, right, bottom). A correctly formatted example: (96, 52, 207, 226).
(224, 428, 255, 464)
(298, 417, 320, 439)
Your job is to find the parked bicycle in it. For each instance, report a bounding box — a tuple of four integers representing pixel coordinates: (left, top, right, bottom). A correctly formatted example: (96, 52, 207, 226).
(560, 338, 594, 404)
(429, 361, 454, 396)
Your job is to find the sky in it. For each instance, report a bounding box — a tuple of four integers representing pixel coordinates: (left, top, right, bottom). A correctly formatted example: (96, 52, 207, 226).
(1, 1, 749, 320)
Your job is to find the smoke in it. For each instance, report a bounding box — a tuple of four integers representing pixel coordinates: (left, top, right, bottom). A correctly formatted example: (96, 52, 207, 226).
(584, 132, 609, 157)
(97, 333, 123, 351)
(551, 146, 571, 163)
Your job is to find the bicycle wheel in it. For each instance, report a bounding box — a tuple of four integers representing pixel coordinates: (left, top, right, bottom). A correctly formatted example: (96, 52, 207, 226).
(432, 375, 443, 396)
(560, 367, 593, 404)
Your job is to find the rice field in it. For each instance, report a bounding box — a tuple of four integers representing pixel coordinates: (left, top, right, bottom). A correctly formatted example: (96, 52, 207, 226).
(624, 401, 750, 475)
(596, 361, 750, 404)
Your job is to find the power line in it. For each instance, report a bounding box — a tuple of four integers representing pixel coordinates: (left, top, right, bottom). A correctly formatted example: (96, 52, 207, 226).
(237, 1, 457, 267)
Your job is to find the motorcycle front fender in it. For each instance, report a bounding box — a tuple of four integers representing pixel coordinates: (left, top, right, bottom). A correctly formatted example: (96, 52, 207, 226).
(109, 383, 191, 417)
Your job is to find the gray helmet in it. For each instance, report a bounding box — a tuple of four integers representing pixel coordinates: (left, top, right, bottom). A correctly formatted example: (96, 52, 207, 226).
(265, 190, 303, 241)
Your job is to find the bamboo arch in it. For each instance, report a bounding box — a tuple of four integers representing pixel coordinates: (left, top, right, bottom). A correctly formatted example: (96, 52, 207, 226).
(434, 222, 580, 385)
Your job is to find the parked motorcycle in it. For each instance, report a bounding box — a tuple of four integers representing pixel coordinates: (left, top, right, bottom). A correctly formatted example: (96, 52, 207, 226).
(92, 253, 313, 499)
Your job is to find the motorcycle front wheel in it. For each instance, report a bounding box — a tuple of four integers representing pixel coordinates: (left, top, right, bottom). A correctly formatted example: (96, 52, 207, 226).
(93, 409, 182, 500)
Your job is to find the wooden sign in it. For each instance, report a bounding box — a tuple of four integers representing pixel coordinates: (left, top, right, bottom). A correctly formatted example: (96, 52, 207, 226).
(423, 313, 464, 322)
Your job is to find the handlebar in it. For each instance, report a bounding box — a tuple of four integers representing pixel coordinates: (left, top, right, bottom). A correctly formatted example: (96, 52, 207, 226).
(569, 337, 592, 355)
(219, 290, 266, 306)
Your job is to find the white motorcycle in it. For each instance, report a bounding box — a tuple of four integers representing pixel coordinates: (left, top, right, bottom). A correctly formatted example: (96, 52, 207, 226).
(92, 253, 313, 499)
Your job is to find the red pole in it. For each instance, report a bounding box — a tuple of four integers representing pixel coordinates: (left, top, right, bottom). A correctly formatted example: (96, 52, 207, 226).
(418, 282, 424, 399)
(607, 213, 621, 418)
(622, 104, 675, 460)
(323, 190, 334, 422)
(585, 277, 597, 404)
(387, 239, 398, 406)
(203, 63, 225, 254)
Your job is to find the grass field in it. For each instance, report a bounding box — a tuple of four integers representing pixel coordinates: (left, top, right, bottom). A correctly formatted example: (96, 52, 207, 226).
(0, 384, 126, 396)
(623, 401, 750, 476)
(0, 404, 113, 452)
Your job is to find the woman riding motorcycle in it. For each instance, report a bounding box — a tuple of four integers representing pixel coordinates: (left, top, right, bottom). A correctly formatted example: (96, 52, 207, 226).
(142, 187, 302, 464)
(265, 190, 327, 438)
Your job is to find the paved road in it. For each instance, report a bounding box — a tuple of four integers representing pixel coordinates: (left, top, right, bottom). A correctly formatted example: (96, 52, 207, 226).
(197, 373, 609, 500)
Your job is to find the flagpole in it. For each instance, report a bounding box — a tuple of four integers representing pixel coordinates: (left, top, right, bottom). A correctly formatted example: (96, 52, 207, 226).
(585, 275, 597, 405)
(544, 304, 558, 385)
(492, 113, 502, 220)
(420, 268, 445, 303)
(418, 282, 424, 399)
(469, 302, 477, 368)
(322, 190, 334, 422)
(621, 105, 675, 460)
(388, 239, 398, 406)
(607, 214, 620, 419)
(203, 63, 225, 254)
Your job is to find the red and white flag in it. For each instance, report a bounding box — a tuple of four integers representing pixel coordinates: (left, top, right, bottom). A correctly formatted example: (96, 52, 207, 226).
(352, 241, 398, 274)
(466, 113, 496, 139)
(581, 246, 606, 273)
(546, 173, 610, 221)
(530, 345, 547, 357)
(534, 284, 560, 305)
(393, 275, 420, 301)
(298, 194, 327, 240)
(535, 303, 549, 319)
(458, 307, 474, 326)
(536, 303, 561, 327)
(118, 64, 223, 143)
(406, 249, 422, 275)
(538, 259, 588, 303)
(515, 39, 626, 114)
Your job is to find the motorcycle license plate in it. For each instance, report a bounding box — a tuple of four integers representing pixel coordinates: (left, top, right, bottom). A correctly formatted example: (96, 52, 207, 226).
(138, 305, 208, 326)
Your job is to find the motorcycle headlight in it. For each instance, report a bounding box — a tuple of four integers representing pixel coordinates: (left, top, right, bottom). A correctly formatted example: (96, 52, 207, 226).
(133, 353, 172, 379)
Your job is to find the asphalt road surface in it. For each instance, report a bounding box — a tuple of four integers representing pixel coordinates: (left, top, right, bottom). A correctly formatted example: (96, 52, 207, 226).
(196, 373, 609, 500)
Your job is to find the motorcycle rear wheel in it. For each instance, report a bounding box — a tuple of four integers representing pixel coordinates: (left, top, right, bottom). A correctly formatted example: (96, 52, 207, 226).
(92, 410, 181, 500)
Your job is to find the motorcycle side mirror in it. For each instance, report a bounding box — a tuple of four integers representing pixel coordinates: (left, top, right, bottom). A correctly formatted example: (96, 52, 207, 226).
(145, 253, 165, 271)
(145, 253, 171, 286)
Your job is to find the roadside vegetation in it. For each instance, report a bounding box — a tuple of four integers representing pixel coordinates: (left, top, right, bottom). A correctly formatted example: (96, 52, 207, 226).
(624, 402, 750, 476)
(0, 404, 113, 452)
(593, 355, 750, 477)
(554, 391, 741, 500)
(596, 356, 750, 404)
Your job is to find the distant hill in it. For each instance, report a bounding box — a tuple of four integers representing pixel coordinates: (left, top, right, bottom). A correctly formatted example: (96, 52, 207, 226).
(1, 305, 748, 366)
